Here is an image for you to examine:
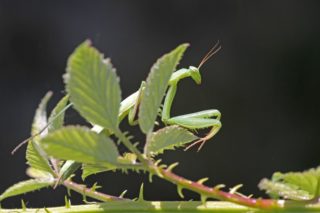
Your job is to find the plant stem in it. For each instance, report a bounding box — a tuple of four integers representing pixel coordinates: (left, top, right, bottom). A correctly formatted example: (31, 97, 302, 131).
(112, 128, 310, 209)
(3, 201, 320, 213)
(150, 165, 281, 209)
(114, 128, 148, 164)
(63, 180, 127, 202)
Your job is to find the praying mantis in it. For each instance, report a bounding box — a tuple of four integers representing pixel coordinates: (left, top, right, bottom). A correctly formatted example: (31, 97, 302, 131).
(93, 42, 222, 151)
(13, 42, 222, 184)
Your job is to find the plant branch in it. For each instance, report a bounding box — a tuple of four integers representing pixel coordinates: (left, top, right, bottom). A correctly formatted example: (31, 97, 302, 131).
(62, 180, 127, 202)
(3, 201, 320, 212)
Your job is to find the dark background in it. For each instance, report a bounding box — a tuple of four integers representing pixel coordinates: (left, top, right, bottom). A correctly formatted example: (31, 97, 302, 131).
(0, 0, 320, 208)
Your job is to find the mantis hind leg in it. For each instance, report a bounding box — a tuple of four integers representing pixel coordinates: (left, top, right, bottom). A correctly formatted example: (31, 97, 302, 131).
(165, 110, 222, 151)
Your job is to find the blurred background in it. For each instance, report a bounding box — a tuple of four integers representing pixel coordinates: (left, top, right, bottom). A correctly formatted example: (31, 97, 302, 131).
(0, 0, 319, 208)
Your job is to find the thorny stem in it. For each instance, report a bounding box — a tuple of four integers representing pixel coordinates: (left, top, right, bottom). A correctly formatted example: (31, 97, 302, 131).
(113, 130, 313, 210)
(149, 165, 281, 209)
(62, 180, 127, 202)
(114, 128, 148, 164)
(58, 129, 311, 209)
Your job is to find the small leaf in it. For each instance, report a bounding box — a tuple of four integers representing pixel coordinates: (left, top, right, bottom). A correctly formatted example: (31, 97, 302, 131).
(41, 126, 119, 166)
(0, 179, 53, 201)
(31, 91, 52, 136)
(26, 168, 53, 180)
(48, 95, 69, 132)
(139, 44, 189, 133)
(82, 155, 143, 180)
(26, 92, 53, 174)
(259, 178, 312, 200)
(144, 125, 198, 156)
(259, 167, 320, 200)
(65, 41, 121, 131)
(58, 160, 81, 182)
(82, 164, 115, 180)
(26, 141, 53, 174)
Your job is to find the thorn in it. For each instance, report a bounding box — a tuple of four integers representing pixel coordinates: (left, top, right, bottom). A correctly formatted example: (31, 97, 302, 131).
(138, 183, 145, 202)
(44, 208, 51, 213)
(200, 195, 208, 205)
(148, 173, 154, 183)
(119, 190, 128, 198)
(213, 184, 225, 190)
(21, 199, 26, 211)
(197, 177, 209, 185)
(167, 162, 179, 172)
(229, 184, 243, 194)
(154, 167, 164, 178)
(64, 196, 71, 208)
(154, 159, 162, 166)
(158, 164, 167, 169)
(177, 185, 185, 198)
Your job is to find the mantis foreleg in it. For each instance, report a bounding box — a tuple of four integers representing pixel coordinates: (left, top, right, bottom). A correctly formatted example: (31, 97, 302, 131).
(161, 68, 222, 151)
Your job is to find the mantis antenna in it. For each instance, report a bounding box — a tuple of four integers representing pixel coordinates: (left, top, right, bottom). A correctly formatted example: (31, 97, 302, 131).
(198, 40, 221, 69)
(11, 103, 73, 155)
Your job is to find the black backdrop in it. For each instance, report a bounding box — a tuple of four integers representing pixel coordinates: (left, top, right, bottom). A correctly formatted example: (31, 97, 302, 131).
(0, 1, 320, 208)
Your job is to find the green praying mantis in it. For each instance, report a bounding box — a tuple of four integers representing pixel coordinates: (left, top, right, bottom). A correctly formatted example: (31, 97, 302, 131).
(93, 42, 222, 151)
(12, 42, 222, 184)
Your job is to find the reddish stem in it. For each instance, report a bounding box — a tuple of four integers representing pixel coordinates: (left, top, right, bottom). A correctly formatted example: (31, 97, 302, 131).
(149, 165, 281, 209)
(63, 180, 127, 202)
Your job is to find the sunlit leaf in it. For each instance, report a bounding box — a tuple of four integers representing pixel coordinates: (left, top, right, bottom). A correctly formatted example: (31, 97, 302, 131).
(26, 141, 53, 174)
(41, 126, 119, 166)
(31, 91, 52, 136)
(48, 95, 69, 132)
(259, 167, 320, 200)
(0, 179, 53, 201)
(139, 44, 188, 133)
(144, 125, 198, 156)
(26, 92, 53, 174)
(65, 41, 121, 131)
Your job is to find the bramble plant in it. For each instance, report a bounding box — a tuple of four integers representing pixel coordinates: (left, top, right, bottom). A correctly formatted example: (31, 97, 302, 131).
(1, 41, 320, 212)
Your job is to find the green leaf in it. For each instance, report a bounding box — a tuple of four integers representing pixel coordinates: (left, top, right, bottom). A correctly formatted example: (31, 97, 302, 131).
(144, 125, 198, 156)
(26, 168, 53, 180)
(259, 167, 320, 200)
(65, 41, 121, 131)
(41, 126, 119, 166)
(0, 179, 53, 201)
(59, 160, 81, 182)
(48, 95, 69, 132)
(26, 92, 53, 174)
(31, 91, 52, 136)
(82, 153, 140, 180)
(82, 164, 115, 180)
(26, 141, 53, 174)
(139, 44, 189, 133)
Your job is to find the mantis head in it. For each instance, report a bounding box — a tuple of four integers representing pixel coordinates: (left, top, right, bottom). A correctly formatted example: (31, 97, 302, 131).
(189, 66, 202, 84)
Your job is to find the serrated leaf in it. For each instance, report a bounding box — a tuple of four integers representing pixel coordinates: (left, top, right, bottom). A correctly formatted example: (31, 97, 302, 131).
(41, 126, 119, 166)
(27, 92, 53, 174)
(82, 164, 115, 180)
(144, 125, 198, 156)
(259, 178, 312, 200)
(139, 44, 189, 133)
(31, 91, 52, 136)
(59, 160, 81, 182)
(0, 179, 53, 201)
(48, 95, 69, 132)
(65, 41, 121, 131)
(259, 167, 320, 200)
(82, 153, 142, 180)
(26, 141, 53, 174)
(26, 168, 53, 180)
